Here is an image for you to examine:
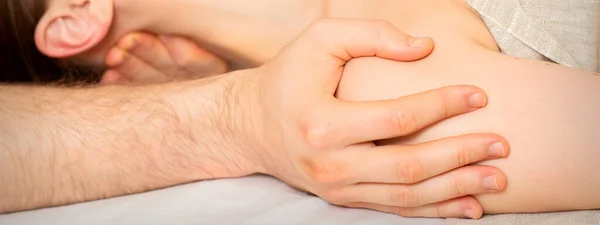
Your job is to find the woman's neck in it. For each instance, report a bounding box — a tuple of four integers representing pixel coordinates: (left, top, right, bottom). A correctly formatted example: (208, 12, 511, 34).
(123, 0, 328, 67)
(81, 0, 497, 68)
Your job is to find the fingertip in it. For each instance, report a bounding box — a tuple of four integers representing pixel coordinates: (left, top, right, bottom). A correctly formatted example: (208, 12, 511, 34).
(494, 170, 508, 191)
(459, 196, 484, 219)
(387, 35, 434, 61)
(100, 70, 122, 85)
(408, 37, 432, 48)
(468, 92, 488, 108)
(128, 33, 158, 52)
(105, 48, 126, 67)
(460, 85, 489, 109)
(436, 85, 489, 110)
(408, 37, 435, 57)
(480, 166, 508, 192)
(480, 133, 510, 158)
(118, 34, 140, 51)
(501, 138, 511, 158)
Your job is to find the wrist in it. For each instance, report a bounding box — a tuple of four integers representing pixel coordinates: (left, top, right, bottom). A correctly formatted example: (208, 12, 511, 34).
(174, 70, 266, 179)
(222, 69, 268, 175)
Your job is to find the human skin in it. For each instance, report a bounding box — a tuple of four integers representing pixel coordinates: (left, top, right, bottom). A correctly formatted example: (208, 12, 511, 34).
(100, 0, 600, 215)
(1, 19, 505, 219)
(32, 0, 599, 216)
(331, 0, 600, 214)
(100, 33, 230, 85)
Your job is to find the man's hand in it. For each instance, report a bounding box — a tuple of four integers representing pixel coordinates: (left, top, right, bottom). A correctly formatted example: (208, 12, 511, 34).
(102, 33, 228, 85)
(242, 19, 508, 219)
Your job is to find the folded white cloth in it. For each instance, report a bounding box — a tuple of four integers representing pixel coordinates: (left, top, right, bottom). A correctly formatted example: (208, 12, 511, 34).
(466, 0, 599, 72)
(447, 210, 600, 225)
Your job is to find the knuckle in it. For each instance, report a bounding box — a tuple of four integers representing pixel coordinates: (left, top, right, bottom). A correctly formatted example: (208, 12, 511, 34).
(389, 109, 417, 136)
(374, 20, 403, 45)
(455, 142, 474, 167)
(437, 87, 462, 116)
(396, 157, 425, 183)
(391, 186, 420, 207)
(302, 116, 336, 149)
(304, 124, 330, 149)
(374, 20, 395, 33)
(436, 204, 444, 218)
(439, 94, 451, 118)
(453, 177, 470, 197)
(302, 157, 348, 186)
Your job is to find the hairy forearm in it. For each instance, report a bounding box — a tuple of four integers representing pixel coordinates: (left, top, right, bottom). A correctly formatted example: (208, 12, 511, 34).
(336, 49, 600, 213)
(0, 72, 256, 213)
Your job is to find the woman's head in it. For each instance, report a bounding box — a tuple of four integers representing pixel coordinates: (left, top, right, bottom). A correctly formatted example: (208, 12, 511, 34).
(0, 0, 114, 84)
(1, 0, 223, 85)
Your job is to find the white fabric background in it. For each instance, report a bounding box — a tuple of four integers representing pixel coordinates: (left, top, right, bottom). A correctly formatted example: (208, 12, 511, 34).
(0, 176, 443, 225)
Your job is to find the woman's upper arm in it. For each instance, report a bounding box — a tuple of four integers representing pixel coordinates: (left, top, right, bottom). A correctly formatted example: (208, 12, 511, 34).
(336, 49, 600, 214)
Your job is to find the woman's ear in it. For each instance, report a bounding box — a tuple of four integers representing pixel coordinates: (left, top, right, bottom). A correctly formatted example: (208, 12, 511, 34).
(35, 0, 114, 58)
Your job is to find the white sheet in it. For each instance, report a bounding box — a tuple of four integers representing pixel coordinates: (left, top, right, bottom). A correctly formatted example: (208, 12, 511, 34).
(0, 176, 443, 225)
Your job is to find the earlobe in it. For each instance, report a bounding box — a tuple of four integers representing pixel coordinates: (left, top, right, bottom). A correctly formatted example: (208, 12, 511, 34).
(35, 0, 114, 58)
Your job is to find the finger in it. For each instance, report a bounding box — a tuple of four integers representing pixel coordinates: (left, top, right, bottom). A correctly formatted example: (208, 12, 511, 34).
(317, 85, 487, 146)
(105, 47, 165, 84)
(329, 166, 505, 208)
(344, 196, 483, 219)
(276, 18, 434, 95)
(351, 133, 509, 184)
(159, 36, 229, 77)
(116, 32, 177, 72)
(100, 70, 123, 85)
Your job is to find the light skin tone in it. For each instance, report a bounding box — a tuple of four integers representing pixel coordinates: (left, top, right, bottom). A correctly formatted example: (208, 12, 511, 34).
(1, 17, 505, 220)
(37, 0, 600, 216)
(332, 1, 600, 214)
(100, 33, 230, 85)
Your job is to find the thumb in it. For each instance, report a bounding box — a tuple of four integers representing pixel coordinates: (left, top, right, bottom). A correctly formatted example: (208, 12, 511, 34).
(271, 18, 434, 95)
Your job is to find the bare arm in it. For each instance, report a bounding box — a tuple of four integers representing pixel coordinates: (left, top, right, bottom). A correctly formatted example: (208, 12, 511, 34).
(0, 73, 257, 213)
(336, 46, 600, 214)
(2, 21, 509, 219)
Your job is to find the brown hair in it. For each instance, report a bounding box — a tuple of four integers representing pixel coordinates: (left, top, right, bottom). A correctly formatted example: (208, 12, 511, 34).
(0, 0, 99, 84)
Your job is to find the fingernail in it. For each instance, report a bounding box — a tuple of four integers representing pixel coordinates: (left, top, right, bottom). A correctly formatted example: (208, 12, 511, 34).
(464, 209, 477, 219)
(408, 37, 429, 48)
(482, 175, 500, 190)
(468, 93, 487, 108)
(487, 142, 506, 157)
